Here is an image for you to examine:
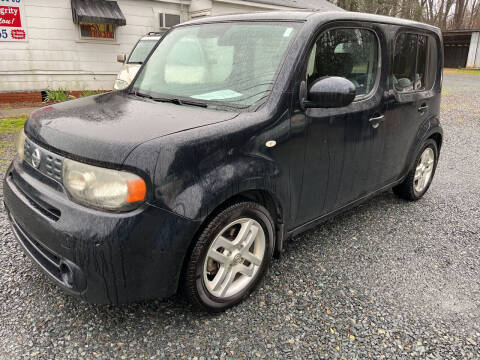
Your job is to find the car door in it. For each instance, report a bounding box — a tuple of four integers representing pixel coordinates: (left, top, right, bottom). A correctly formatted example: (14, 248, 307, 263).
(293, 24, 388, 226)
(379, 30, 439, 185)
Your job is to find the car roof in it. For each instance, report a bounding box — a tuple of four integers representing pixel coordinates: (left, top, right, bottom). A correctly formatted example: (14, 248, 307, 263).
(183, 10, 313, 23)
(181, 11, 441, 34)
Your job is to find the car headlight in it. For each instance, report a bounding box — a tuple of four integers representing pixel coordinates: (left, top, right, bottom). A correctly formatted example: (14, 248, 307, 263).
(114, 79, 129, 91)
(62, 158, 146, 211)
(15, 129, 26, 162)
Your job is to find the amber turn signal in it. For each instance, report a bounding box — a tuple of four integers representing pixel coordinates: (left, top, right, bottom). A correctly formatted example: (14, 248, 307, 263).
(127, 179, 147, 203)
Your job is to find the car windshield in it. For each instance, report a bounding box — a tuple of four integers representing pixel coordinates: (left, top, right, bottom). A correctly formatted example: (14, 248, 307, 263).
(132, 22, 299, 108)
(128, 39, 158, 64)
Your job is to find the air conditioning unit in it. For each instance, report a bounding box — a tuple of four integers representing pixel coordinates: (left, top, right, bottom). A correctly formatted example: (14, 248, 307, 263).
(159, 13, 181, 29)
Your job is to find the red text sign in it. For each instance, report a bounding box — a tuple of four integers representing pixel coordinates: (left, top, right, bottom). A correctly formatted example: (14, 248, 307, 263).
(11, 29, 25, 39)
(0, 6, 22, 27)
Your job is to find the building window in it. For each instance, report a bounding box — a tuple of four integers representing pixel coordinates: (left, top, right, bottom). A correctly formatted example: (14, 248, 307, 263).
(80, 22, 116, 40)
(159, 13, 180, 29)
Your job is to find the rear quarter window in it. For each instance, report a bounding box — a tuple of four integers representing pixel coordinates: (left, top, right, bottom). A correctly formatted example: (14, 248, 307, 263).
(392, 32, 438, 92)
(128, 40, 158, 64)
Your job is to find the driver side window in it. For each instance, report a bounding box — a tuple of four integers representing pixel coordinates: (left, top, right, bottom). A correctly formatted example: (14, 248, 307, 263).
(307, 28, 379, 98)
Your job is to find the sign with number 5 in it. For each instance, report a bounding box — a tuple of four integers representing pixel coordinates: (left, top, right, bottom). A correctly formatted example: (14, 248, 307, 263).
(0, 0, 28, 42)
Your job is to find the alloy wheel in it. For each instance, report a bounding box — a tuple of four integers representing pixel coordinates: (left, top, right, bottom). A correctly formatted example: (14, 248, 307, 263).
(203, 218, 266, 298)
(414, 147, 435, 193)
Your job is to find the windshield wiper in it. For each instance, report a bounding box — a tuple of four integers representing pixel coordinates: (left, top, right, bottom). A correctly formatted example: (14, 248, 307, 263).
(159, 98, 208, 108)
(132, 91, 207, 108)
(131, 91, 152, 99)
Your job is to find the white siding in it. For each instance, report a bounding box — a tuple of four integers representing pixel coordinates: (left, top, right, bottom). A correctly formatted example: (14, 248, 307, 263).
(0, 0, 187, 92)
(211, 2, 270, 15)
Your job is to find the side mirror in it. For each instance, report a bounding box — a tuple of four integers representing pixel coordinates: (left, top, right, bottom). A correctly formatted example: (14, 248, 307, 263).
(305, 76, 356, 108)
(117, 53, 127, 63)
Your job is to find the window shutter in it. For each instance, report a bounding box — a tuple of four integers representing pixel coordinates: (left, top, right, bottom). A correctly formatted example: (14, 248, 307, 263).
(159, 13, 164, 28)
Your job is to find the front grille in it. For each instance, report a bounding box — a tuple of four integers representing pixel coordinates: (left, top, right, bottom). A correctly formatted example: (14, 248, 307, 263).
(45, 155, 63, 181)
(24, 138, 64, 182)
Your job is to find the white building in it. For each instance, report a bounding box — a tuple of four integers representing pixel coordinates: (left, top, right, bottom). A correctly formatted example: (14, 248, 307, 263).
(0, 0, 340, 99)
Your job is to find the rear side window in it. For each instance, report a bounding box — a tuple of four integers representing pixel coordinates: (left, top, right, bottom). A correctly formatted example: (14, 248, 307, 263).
(306, 28, 379, 98)
(392, 33, 437, 92)
(128, 40, 158, 64)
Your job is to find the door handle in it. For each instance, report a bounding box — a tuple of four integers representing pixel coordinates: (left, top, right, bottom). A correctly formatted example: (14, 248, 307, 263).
(418, 103, 429, 112)
(369, 114, 385, 129)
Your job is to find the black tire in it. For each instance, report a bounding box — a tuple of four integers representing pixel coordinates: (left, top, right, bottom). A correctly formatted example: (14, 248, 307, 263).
(393, 139, 438, 201)
(183, 201, 275, 312)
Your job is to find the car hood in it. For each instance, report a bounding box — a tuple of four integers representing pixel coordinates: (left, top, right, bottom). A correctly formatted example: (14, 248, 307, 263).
(25, 92, 239, 165)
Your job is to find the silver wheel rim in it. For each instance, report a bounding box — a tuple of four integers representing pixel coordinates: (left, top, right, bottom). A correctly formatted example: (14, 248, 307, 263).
(414, 147, 435, 193)
(203, 218, 266, 298)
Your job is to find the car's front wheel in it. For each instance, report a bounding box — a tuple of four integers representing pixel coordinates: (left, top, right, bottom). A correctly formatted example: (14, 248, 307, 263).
(184, 201, 275, 312)
(393, 139, 439, 201)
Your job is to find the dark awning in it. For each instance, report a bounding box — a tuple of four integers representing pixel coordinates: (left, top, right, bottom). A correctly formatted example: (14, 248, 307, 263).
(71, 0, 126, 26)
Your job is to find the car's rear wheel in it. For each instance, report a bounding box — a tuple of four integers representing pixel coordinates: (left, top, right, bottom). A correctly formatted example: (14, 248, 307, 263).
(393, 139, 438, 201)
(183, 201, 275, 312)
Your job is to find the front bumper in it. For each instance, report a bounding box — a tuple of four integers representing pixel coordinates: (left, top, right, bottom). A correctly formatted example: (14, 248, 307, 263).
(3, 158, 200, 304)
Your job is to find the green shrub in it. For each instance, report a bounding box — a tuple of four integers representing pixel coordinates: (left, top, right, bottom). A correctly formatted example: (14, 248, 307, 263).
(81, 90, 103, 97)
(44, 89, 105, 103)
(44, 89, 69, 102)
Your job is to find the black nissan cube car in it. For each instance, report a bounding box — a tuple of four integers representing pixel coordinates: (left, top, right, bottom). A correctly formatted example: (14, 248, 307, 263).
(4, 11, 443, 312)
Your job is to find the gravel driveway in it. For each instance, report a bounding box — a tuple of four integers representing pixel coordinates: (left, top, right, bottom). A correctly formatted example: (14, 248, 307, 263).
(1, 73, 479, 359)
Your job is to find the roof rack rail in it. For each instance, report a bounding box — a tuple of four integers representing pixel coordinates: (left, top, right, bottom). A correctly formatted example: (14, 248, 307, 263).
(147, 31, 166, 36)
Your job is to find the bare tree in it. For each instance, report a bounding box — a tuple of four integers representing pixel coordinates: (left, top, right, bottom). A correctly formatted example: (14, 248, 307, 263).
(330, 0, 480, 29)
(468, 0, 480, 28)
(453, 0, 468, 28)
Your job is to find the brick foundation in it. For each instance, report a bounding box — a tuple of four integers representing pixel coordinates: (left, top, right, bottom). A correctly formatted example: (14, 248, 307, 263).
(0, 90, 109, 107)
(0, 92, 43, 105)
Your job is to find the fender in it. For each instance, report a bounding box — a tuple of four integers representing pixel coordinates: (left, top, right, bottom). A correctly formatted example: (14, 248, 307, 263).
(403, 114, 443, 175)
(145, 110, 292, 223)
(161, 155, 287, 221)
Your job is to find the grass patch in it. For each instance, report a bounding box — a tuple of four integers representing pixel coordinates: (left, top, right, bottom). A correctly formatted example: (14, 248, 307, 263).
(452, 69, 480, 75)
(0, 117, 24, 174)
(81, 90, 104, 97)
(444, 68, 480, 75)
(0, 116, 27, 135)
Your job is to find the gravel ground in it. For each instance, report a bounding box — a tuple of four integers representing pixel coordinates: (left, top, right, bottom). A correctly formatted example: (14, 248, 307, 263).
(1, 73, 479, 359)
